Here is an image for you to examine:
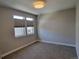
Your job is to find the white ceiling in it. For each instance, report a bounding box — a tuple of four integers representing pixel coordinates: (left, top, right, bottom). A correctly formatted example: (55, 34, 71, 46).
(0, 0, 76, 15)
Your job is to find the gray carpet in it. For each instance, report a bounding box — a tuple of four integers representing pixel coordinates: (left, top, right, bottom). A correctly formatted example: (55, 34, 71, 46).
(3, 42, 77, 59)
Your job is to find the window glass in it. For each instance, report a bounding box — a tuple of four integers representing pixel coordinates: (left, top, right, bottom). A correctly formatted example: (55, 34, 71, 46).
(14, 27, 26, 37)
(13, 15, 25, 20)
(26, 17, 34, 21)
(27, 27, 34, 35)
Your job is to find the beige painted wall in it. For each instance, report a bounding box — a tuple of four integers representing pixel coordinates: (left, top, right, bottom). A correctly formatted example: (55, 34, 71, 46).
(0, 50, 1, 59)
(0, 7, 2, 59)
(0, 7, 37, 55)
(0, 51, 1, 59)
(76, 0, 79, 58)
(38, 8, 75, 46)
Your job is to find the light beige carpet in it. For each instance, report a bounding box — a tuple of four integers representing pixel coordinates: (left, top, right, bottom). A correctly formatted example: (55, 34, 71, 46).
(2, 42, 77, 59)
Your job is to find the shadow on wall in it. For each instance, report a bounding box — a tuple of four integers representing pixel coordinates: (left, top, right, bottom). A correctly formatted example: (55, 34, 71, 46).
(38, 29, 75, 45)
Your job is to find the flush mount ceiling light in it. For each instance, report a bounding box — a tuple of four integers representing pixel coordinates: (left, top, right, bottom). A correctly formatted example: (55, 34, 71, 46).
(33, 0, 46, 9)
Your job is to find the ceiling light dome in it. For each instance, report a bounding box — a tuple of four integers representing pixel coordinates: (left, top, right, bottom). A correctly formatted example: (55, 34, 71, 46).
(33, 0, 46, 9)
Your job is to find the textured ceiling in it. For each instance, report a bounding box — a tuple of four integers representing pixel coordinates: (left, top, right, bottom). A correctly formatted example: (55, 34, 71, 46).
(0, 0, 76, 15)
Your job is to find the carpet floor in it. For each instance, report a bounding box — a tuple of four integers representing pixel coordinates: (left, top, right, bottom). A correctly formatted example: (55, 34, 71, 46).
(2, 42, 77, 59)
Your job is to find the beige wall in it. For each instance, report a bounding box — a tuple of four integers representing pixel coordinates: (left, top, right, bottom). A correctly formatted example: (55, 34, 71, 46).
(0, 7, 37, 55)
(38, 8, 75, 46)
(0, 52, 1, 59)
(0, 15, 2, 59)
(0, 50, 1, 59)
(76, 0, 79, 59)
(0, 7, 3, 56)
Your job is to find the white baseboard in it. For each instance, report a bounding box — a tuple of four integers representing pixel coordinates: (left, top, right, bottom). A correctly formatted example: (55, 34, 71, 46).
(39, 40, 76, 47)
(1, 40, 38, 58)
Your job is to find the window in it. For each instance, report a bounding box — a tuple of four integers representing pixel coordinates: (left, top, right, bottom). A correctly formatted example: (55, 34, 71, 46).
(26, 17, 34, 21)
(13, 15, 36, 38)
(14, 27, 26, 38)
(27, 27, 34, 35)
